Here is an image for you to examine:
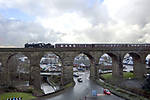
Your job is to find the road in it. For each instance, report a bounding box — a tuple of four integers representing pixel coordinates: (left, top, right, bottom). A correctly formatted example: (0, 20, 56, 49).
(41, 71, 124, 100)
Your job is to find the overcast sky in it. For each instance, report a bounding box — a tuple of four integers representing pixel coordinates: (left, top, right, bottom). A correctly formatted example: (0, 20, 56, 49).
(0, 0, 150, 47)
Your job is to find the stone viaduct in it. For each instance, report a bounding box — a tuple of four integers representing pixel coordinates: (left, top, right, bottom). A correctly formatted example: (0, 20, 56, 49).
(0, 44, 150, 90)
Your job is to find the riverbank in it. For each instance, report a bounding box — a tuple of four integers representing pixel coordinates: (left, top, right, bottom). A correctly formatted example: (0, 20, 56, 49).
(100, 72, 150, 98)
(36, 81, 75, 100)
(96, 79, 149, 100)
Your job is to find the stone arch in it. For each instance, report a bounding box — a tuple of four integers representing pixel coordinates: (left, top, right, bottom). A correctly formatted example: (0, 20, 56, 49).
(40, 52, 62, 72)
(80, 52, 94, 63)
(6, 52, 30, 87)
(122, 52, 145, 79)
(98, 52, 123, 79)
(75, 51, 94, 60)
(73, 51, 96, 78)
(99, 53, 112, 70)
(73, 52, 91, 69)
(98, 52, 118, 63)
(122, 53, 134, 79)
(39, 52, 62, 93)
(42, 52, 62, 60)
(6, 53, 18, 63)
(122, 52, 141, 60)
(128, 52, 141, 59)
(144, 53, 150, 75)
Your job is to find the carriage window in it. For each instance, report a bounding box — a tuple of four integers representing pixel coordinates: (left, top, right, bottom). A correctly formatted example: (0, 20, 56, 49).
(61, 45, 63, 47)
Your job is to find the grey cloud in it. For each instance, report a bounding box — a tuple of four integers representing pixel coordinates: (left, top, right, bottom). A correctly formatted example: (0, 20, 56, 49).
(0, 16, 61, 47)
(0, 0, 150, 25)
(77, 22, 150, 43)
(0, 0, 150, 45)
(111, 0, 150, 26)
(0, 0, 109, 24)
(51, 0, 110, 25)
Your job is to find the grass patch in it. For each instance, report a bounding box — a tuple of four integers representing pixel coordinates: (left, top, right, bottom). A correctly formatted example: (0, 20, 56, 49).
(101, 73, 112, 80)
(64, 82, 74, 89)
(123, 72, 135, 79)
(101, 72, 135, 80)
(0, 92, 36, 100)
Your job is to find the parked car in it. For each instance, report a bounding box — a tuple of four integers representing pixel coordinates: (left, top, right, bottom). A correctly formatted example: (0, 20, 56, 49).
(103, 89, 111, 95)
(73, 73, 79, 77)
(144, 73, 150, 78)
(77, 78, 83, 82)
(78, 68, 85, 72)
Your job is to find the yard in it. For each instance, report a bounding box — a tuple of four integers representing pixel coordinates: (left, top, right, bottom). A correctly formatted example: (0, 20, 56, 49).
(0, 92, 36, 100)
(101, 72, 134, 80)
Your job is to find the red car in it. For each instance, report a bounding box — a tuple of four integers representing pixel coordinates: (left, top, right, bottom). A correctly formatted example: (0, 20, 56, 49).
(103, 89, 111, 95)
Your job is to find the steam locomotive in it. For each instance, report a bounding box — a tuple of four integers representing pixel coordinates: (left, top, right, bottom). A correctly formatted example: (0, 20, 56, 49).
(24, 43, 54, 48)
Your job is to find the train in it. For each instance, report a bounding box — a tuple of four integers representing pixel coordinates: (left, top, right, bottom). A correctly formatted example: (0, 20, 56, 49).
(24, 43, 150, 48)
(24, 43, 54, 48)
